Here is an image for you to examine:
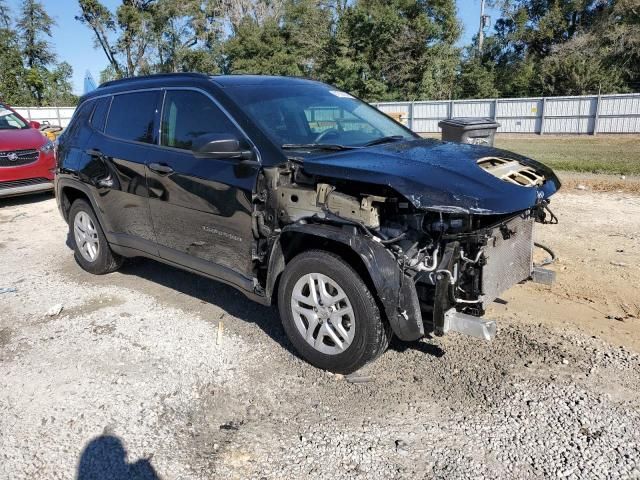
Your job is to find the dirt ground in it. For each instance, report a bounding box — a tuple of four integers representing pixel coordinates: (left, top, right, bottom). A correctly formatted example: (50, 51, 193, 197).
(1, 182, 639, 479)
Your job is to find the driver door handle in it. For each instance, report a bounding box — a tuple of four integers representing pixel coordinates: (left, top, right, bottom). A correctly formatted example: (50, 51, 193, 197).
(148, 163, 174, 175)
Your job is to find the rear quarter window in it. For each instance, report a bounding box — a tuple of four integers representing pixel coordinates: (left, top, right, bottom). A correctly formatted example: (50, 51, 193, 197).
(64, 100, 95, 142)
(90, 97, 111, 132)
(105, 91, 159, 144)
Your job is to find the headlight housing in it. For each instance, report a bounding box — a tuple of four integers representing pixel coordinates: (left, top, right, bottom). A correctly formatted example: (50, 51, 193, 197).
(39, 139, 55, 154)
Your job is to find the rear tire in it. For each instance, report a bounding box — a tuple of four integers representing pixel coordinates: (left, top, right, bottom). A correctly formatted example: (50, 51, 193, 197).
(278, 250, 390, 374)
(69, 199, 123, 275)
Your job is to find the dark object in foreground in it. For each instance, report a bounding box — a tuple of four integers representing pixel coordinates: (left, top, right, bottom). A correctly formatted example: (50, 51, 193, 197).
(55, 73, 559, 374)
(77, 435, 158, 480)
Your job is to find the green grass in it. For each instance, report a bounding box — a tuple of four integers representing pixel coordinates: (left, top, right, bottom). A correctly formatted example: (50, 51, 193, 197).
(494, 135, 640, 175)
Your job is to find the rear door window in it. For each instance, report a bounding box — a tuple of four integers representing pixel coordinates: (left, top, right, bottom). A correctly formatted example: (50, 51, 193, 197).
(105, 91, 159, 144)
(160, 90, 240, 151)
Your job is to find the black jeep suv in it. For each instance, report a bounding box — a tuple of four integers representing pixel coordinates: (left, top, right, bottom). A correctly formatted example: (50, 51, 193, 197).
(56, 73, 560, 373)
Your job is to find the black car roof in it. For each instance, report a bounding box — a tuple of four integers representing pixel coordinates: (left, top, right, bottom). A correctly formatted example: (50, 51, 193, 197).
(210, 75, 325, 88)
(96, 73, 325, 91)
(81, 73, 327, 104)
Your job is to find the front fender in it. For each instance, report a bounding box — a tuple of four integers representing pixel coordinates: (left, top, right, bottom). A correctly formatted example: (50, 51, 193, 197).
(265, 223, 424, 341)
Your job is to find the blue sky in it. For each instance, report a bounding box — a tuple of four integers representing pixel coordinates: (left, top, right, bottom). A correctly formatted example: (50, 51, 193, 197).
(6, 0, 499, 94)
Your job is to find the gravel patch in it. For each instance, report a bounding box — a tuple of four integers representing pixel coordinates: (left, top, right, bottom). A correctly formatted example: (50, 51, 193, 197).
(1, 193, 640, 479)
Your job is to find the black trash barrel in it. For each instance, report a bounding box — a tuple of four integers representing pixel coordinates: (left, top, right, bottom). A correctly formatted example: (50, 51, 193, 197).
(438, 117, 501, 147)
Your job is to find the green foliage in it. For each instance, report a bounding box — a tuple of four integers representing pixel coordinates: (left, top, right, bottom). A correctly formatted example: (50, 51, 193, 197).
(78, 0, 224, 77)
(0, 25, 31, 104)
(224, 0, 333, 77)
(0, 0, 77, 106)
(5, 0, 640, 105)
(473, 0, 640, 97)
(455, 52, 499, 99)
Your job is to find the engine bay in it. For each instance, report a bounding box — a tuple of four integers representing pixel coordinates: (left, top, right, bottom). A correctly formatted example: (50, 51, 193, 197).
(252, 160, 558, 339)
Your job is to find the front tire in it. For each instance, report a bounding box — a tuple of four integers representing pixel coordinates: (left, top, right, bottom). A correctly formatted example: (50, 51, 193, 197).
(278, 250, 390, 374)
(69, 199, 123, 275)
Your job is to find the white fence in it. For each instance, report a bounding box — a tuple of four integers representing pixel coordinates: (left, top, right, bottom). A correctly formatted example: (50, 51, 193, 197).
(13, 106, 76, 128)
(13, 92, 640, 134)
(373, 93, 640, 134)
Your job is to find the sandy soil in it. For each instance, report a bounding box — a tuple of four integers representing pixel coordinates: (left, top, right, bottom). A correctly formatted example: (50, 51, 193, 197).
(1, 188, 639, 479)
(492, 187, 640, 352)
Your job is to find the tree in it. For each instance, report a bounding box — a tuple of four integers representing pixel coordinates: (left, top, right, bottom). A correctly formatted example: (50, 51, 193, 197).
(0, 0, 11, 28)
(455, 51, 499, 99)
(323, 0, 460, 101)
(78, 0, 224, 77)
(18, 0, 55, 69)
(0, 1, 31, 104)
(223, 0, 333, 77)
(18, 0, 57, 105)
(481, 0, 639, 97)
(76, 0, 123, 77)
(223, 0, 285, 30)
(151, 0, 223, 73)
(43, 61, 77, 106)
(76, 0, 154, 77)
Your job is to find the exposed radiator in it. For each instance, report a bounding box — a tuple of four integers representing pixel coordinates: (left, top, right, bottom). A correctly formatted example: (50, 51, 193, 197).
(481, 214, 534, 306)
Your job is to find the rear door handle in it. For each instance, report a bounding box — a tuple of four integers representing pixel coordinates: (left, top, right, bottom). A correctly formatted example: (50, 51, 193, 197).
(86, 149, 104, 158)
(148, 163, 174, 175)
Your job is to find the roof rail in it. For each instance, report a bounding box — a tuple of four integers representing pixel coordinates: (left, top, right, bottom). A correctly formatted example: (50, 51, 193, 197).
(99, 72, 210, 89)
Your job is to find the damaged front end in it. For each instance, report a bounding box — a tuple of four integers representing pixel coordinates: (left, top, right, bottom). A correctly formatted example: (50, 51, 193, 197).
(253, 140, 560, 343)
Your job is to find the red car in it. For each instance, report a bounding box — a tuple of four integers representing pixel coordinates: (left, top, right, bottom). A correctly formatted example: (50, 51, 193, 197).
(0, 102, 56, 198)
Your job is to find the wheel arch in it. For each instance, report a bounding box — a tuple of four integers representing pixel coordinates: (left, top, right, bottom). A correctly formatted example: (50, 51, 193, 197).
(265, 223, 424, 341)
(57, 180, 103, 226)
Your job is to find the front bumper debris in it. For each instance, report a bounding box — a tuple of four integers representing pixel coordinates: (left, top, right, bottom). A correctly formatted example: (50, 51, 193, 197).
(443, 308, 497, 340)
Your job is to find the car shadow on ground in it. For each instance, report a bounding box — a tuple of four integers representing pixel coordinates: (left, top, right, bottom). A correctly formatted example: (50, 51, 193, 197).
(0, 191, 53, 210)
(77, 434, 159, 480)
(63, 233, 446, 363)
(117, 257, 291, 352)
(389, 336, 445, 357)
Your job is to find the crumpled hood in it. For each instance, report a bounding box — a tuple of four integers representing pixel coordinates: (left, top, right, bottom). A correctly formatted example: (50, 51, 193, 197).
(300, 138, 560, 215)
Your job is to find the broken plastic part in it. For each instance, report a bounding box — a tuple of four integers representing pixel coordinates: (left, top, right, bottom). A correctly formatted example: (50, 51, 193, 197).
(476, 156, 545, 187)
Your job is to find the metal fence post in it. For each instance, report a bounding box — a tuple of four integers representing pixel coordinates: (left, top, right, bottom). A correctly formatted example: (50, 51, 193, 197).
(56, 106, 62, 126)
(408, 101, 414, 130)
(448, 100, 454, 119)
(493, 98, 498, 121)
(540, 97, 547, 135)
(26, 107, 32, 121)
(593, 95, 601, 136)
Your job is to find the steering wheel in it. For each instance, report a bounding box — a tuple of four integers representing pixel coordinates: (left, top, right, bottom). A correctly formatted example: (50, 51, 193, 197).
(314, 128, 340, 143)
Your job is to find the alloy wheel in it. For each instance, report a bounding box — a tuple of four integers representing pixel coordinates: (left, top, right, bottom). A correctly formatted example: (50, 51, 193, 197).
(290, 273, 355, 355)
(73, 211, 100, 262)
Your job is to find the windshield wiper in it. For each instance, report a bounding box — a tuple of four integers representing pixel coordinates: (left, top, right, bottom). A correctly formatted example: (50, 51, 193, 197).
(362, 135, 406, 147)
(281, 143, 360, 151)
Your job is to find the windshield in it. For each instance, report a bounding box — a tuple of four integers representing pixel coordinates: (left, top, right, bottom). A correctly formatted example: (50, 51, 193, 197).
(0, 105, 29, 130)
(224, 84, 416, 148)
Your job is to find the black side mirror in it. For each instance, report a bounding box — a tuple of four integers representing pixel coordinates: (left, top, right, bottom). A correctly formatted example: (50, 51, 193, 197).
(192, 133, 254, 160)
